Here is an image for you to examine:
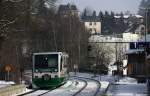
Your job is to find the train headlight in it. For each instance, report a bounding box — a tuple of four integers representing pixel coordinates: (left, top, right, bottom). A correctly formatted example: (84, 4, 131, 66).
(54, 69, 58, 72)
(35, 76, 38, 79)
(35, 69, 38, 72)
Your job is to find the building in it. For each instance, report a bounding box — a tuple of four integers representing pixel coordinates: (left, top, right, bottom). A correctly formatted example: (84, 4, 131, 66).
(146, 54, 150, 78)
(126, 34, 150, 82)
(126, 49, 145, 77)
(83, 17, 101, 35)
(57, 4, 79, 17)
(114, 14, 144, 25)
(81, 12, 101, 35)
(88, 32, 142, 75)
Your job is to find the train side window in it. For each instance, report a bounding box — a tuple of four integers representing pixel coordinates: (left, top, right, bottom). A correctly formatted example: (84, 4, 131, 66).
(35, 76, 38, 79)
(42, 76, 44, 80)
(60, 57, 62, 71)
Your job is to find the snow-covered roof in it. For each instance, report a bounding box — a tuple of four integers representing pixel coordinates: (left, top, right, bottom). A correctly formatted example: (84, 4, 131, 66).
(114, 16, 121, 18)
(134, 15, 143, 18)
(114, 14, 143, 19)
(89, 35, 123, 42)
(114, 15, 129, 19)
(124, 15, 130, 18)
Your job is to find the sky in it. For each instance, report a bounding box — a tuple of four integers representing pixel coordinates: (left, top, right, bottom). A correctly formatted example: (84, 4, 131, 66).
(58, 0, 142, 14)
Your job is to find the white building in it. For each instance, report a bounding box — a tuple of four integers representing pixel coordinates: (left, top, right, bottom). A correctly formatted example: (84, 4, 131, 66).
(123, 33, 141, 42)
(81, 13, 101, 35)
(84, 21, 101, 34)
(88, 32, 142, 75)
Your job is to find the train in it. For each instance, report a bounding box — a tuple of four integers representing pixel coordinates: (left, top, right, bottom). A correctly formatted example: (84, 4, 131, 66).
(32, 52, 69, 89)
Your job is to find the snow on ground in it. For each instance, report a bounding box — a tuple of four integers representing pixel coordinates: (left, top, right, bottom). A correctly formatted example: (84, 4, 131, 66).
(69, 72, 112, 95)
(0, 81, 15, 84)
(17, 72, 148, 96)
(0, 80, 33, 96)
(12, 88, 33, 96)
(106, 83, 147, 96)
(70, 72, 147, 96)
(116, 76, 137, 84)
(42, 79, 86, 96)
(75, 80, 99, 96)
(69, 72, 92, 78)
(70, 72, 116, 82)
(0, 81, 15, 88)
(99, 81, 109, 93)
(62, 80, 73, 88)
(106, 76, 147, 96)
(0, 84, 11, 88)
(24, 90, 49, 96)
(15, 88, 33, 96)
(22, 80, 77, 96)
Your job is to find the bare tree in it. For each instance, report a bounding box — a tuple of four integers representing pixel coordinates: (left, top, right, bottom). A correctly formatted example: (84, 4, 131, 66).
(89, 42, 114, 74)
(0, 1, 89, 83)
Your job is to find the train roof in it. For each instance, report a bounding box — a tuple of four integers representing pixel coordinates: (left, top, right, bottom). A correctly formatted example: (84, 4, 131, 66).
(33, 52, 68, 56)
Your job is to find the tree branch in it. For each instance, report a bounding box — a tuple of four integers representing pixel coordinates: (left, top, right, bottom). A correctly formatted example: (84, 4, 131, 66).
(6, 0, 24, 3)
(0, 18, 18, 30)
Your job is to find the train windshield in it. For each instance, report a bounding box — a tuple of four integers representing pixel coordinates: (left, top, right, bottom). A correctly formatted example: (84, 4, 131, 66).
(34, 54, 58, 70)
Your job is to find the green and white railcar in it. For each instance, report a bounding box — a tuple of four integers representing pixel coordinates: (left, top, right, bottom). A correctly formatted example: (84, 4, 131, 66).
(32, 52, 68, 89)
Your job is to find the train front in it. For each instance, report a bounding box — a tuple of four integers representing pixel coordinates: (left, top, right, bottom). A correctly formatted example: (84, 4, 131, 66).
(32, 52, 65, 89)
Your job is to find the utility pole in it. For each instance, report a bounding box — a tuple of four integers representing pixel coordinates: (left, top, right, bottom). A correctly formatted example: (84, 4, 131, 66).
(78, 27, 80, 74)
(140, 7, 150, 95)
(140, 6, 149, 81)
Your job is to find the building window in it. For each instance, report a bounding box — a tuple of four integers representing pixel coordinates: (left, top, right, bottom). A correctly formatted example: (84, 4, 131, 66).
(106, 37, 108, 40)
(89, 28, 92, 32)
(93, 28, 96, 32)
(94, 22, 96, 25)
(89, 22, 92, 26)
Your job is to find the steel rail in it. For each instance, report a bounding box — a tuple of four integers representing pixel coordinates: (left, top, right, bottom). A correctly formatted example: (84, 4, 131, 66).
(19, 81, 66, 96)
(71, 76, 101, 96)
(17, 89, 43, 96)
(72, 79, 88, 96)
(38, 81, 67, 96)
(39, 79, 85, 96)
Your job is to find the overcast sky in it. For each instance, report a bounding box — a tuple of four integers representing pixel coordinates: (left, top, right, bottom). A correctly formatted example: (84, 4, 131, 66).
(58, 0, 141, 14)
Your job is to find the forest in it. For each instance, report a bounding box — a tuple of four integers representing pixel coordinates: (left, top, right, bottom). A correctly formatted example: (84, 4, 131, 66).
(0, 0, 89, 83)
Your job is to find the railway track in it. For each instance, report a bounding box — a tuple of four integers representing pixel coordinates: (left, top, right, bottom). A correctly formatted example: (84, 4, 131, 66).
(72, 79, 87, 96)
(18, 77, 101, 96)
(19, 79, 79, 96)
(24, 90, 50, 96)
(17, 89, 39, 96)
(18, 81, 67, 96)
(40, 79, 86, 96)
(71, 76, 101, 96)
